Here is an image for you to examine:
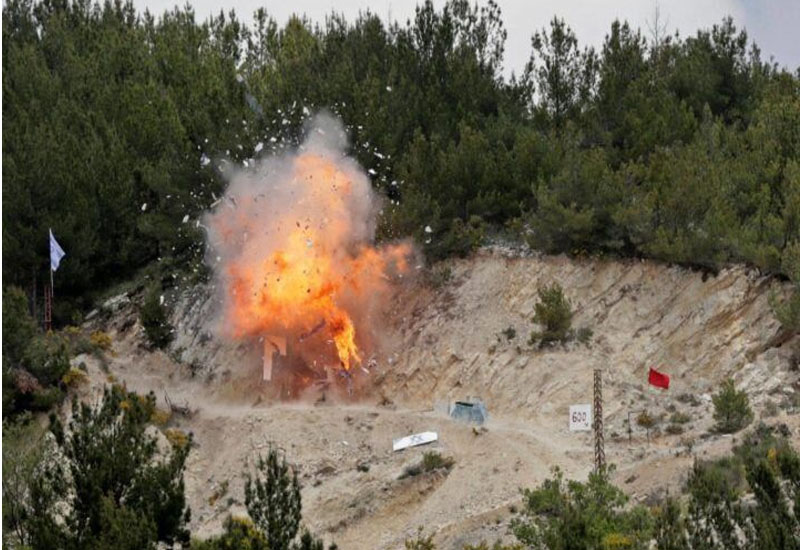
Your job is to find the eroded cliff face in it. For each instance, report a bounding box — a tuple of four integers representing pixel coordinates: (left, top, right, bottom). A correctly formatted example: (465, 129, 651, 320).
(378, 248, 798, 423)
(163, 247, 797, 412)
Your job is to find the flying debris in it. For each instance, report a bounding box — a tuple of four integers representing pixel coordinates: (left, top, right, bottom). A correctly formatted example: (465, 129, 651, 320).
(203, 114, 415, 393)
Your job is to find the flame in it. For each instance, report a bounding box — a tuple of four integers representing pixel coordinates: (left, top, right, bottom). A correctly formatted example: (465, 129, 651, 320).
(206, 118, 412, 378)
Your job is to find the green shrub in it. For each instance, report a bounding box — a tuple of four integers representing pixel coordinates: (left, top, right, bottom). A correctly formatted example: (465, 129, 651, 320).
(405, 528, 436, 550)
(18, 386, 191, 549)
(140, 289, 174, 350)
(22, 333, 71, 388)
(400, 452, 455, 479)
(61, 367, 88, 388)
(770, 241, 800, 332)
(529, 283, 574, 347)
(513, 466, 653, 550)
(636, 410, 656, 430)
(90, 330, 113, 352)
(666, 424, 684, 435)
(712, 379, 753, 434)
(421, 451, 455, 472)
(670, 411, 691, 424)
(244, 448, 302, 550)
(427, 216, 486, 260)
(192, 516, 268, 550)
(2, 286, 37, 367)
(636, 410, 658, 442)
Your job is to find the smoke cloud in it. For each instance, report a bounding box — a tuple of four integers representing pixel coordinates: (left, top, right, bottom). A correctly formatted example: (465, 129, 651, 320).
(203, 113, 413, 389)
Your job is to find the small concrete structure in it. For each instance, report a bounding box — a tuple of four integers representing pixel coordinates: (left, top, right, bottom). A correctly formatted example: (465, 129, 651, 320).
(449, 398, 488, 425)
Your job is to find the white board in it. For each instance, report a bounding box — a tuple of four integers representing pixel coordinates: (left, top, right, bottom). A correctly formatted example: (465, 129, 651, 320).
(262, 335, 287, 382)
(392, 431, 438, 452)
(569, 404, 592, 432)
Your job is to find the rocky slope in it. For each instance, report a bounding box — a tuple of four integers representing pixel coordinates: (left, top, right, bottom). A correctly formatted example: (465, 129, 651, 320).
(75, 248, 800, 549)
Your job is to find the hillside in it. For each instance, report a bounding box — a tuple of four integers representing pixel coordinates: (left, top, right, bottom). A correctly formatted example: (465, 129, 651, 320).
(73, 249, 800, 549)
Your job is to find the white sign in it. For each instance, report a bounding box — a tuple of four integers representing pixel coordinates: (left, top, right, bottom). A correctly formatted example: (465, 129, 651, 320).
(392, 431, 438, 452)
(569, 404, 592, 432)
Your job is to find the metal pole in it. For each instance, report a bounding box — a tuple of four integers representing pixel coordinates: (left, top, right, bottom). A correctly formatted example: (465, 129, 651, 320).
(594, 369, 605, 473)
(628, 411, 632, 445)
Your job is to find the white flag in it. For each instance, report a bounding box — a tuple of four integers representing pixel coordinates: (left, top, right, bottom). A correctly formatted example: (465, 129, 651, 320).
(49, 229, 66, 272)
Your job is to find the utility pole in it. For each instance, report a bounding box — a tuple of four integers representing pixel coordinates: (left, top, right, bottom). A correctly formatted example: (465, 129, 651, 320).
(593, 368, 605, 473)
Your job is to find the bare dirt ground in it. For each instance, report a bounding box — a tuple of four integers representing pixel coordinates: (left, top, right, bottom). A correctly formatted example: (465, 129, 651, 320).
(72, 248, 800, 549)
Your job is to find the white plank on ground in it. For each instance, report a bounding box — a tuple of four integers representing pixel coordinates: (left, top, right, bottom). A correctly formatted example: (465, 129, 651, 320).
(392, 431, 438, 452)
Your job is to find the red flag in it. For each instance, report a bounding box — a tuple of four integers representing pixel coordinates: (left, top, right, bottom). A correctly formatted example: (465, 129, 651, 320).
(648, 367, 670, 389)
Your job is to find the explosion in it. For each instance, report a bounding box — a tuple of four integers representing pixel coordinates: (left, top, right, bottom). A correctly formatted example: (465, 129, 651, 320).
(205, 114, 412, 391)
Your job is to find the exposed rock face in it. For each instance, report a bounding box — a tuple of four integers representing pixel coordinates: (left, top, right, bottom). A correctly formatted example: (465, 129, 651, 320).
(160, 248, 798, 419)
(379, 249, 798, 424)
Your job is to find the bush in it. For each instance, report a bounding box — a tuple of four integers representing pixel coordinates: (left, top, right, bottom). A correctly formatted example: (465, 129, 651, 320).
(637, 410, 658, 442)
(512, 466, 653, 550)
(61, 367, 88, 388)
(192, 516, 268, 550)
(2, 414, 46, 549)
(29, 386, 65, 411)
(90, 330, 113, 352)
(427, 216, 486, 260)
(670, 411, 691, 424)
(677, 393, 702, 407)
(244, 448, 303, 550)
(636, 411, 656, 430)
(165, 428, 191, 449)
(401, 452, 455, 479)
(21, 332, 71, 387)
(666, 424, 684, 435)
(150, 407, 172, 426)
(18, 386, 192, 549)
(140, 289, 174, 350)
(2, 286, 37, 367)
(405, 528, 436, 550)
(712, 379, 753, 434)
(421, 451, 455, 472)
(529, 283, 574, 347)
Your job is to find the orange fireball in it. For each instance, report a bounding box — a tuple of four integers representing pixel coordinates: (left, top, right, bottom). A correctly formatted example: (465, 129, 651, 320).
(206, 121, 412, 378)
